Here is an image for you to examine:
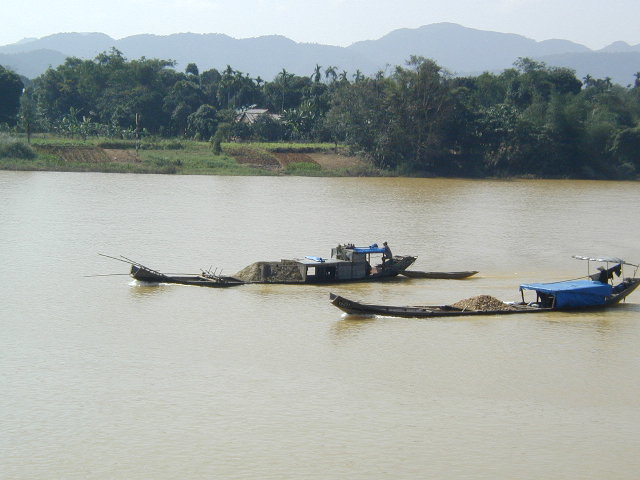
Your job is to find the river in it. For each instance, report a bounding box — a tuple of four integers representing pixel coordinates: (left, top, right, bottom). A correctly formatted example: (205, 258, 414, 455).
(2, 171, 640, 479)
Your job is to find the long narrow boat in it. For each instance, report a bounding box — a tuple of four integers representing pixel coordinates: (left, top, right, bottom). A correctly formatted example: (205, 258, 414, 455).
(400, 270, 478, 279)
(105, 243, 475, 287)
(329, 293, 548, 317)
(330, 256, 640, 318)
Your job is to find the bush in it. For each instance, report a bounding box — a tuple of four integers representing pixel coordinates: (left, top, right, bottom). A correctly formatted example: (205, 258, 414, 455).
(0, 137, 36, 159)
(147, 155, 183, 173)
(161, 140, 184, 150)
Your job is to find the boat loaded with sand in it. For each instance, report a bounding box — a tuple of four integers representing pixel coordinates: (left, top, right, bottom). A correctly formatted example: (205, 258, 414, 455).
(102, 243, 417, 287)
(101, 243, 478, 288)
(330, 256, 640, 318)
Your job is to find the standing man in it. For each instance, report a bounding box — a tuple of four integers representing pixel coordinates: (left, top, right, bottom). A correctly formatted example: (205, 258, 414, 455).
(382, 241, 393, 263)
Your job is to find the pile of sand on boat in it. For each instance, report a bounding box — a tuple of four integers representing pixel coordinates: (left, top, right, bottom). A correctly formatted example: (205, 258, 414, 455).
(451, 295, 515, 311)
(234, 261, 304, 283)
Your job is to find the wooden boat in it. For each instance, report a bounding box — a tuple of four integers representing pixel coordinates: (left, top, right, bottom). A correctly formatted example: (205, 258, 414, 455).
(401, 270, 478, 279)
(329, 293, 547, 317)
(330, 256, 640, 318)
(101, 244, 415, 287)
(130, 264, 244, 288)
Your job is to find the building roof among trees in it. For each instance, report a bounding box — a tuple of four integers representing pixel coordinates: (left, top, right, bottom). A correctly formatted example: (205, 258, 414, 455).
(236, 107, 281, 124)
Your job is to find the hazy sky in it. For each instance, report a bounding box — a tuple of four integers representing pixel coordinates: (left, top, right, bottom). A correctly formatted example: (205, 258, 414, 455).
(3, 0, 640, 49)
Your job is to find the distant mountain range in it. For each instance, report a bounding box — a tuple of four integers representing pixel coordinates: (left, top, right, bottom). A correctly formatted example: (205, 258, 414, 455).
(2, 23, 640, 85)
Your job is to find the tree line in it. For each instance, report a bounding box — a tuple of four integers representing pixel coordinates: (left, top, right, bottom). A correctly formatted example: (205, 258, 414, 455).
(2, 48, 640, 178)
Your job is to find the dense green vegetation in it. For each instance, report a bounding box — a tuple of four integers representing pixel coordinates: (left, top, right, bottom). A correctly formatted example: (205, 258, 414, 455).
(2, 49, 640, 178)
(0, 66, 24, 126)
(0, 134, 371, 176)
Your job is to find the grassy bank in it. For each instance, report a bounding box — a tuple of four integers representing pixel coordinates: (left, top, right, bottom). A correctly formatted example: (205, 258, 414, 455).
(0, 134, 381, 176)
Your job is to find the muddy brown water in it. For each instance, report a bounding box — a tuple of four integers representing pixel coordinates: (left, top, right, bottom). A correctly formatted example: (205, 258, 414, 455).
(2, 172, 640, 479)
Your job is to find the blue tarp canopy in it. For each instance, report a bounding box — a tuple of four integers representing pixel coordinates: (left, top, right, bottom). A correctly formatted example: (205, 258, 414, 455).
(520, 279, 613, 308)
(352, 244, 386, 254)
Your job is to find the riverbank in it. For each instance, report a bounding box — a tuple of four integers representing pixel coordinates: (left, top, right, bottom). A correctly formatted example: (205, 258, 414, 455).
(0, 135, 381, 176)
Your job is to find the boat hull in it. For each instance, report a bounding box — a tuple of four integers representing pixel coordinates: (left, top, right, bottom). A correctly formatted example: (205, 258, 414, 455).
(329, 293, 546, 318)
(130, 265, 244, 288)
(401, 270, 478, 279)
(604, 277, 640, 305)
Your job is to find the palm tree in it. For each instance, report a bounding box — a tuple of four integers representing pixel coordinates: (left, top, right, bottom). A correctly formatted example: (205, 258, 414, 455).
(218, 65, 236, 107)
(277, 68, 294, 112)
(312, 64, 322, 83)
(583, 74, 594, 88)
(324, 66, 337, 83)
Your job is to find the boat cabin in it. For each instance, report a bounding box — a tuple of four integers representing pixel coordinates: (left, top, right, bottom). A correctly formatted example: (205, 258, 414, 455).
(233, 243, 408, 284)
(519, 280, 613, 309)
(299, 256, 367, 283)
(520, 255, 640, 309)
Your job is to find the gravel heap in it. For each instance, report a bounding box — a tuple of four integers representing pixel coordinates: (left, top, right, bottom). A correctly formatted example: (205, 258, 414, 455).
(234, 261, 304, 283)
(451, 295, 514, 311)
